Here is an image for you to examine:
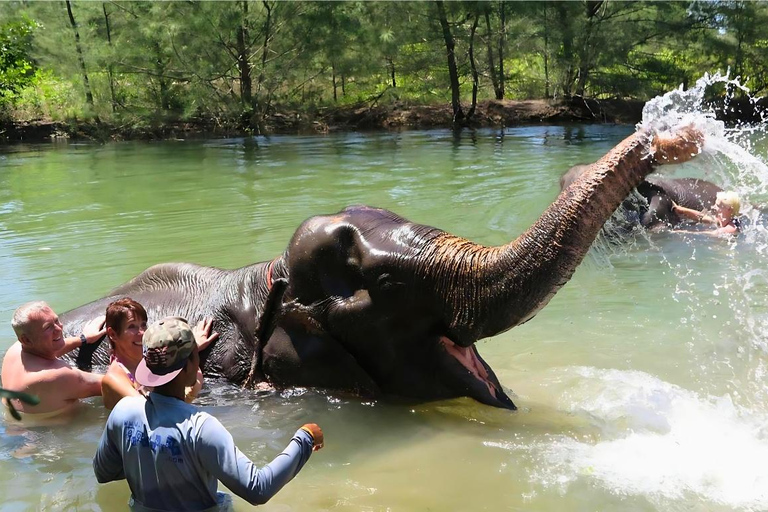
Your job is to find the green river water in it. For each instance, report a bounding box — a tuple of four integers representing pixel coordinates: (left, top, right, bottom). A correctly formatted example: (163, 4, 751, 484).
(1, 122, 768, 511)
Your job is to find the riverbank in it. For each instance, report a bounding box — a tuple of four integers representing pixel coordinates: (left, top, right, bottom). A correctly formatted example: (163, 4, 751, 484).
(1, 96, 762, 143)
(0, 98, 645, 143)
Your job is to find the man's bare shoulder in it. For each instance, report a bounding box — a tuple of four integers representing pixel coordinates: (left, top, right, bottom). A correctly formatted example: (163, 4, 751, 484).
(1, 342, 22, 369)
(20, 351, 73, 374)
(4, 350, 80, 389)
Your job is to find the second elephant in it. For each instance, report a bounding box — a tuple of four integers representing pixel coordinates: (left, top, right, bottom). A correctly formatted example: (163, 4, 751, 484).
(560, 163, 722, 231)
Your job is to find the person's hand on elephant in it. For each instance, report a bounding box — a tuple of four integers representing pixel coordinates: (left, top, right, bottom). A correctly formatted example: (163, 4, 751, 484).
(671, 200, 714, 224)
(192, 317, 219, 351)
(300, 423, 324, 451)
(652, 124, 704, 165)
(82, 314, 107, 344)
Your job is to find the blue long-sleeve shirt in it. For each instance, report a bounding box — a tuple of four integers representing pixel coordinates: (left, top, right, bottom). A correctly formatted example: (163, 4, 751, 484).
(93, 393, 315, 511)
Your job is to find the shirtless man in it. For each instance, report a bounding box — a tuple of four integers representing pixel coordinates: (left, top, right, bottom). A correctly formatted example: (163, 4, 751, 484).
(1, 301, 105, 419)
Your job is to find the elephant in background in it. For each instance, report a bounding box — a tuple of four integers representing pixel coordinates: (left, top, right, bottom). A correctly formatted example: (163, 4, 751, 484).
(560, 163, 722, 231)
(60, 126, 703, 410)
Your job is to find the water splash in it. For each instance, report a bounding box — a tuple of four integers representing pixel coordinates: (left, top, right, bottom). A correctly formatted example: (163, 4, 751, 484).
(641, 71, 768, 201)
(648, 76, 768, 406)
(553, 75, 768, 510)
(589, 72, 768, 257)
(493, 367, 768, 510)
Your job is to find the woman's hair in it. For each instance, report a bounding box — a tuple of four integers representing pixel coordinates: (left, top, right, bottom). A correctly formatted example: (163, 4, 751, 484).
(716, 191, 741, 215)
(105, 298, 148, 347)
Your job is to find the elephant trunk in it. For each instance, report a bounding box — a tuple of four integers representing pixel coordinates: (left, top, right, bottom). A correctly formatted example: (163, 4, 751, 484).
(422, 129, 692, 346)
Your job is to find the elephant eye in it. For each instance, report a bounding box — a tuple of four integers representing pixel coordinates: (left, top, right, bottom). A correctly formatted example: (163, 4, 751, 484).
(377, 273, 404, 291)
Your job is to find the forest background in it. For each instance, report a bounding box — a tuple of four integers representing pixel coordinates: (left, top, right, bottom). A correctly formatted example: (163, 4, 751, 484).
(1, 0, 766, 140)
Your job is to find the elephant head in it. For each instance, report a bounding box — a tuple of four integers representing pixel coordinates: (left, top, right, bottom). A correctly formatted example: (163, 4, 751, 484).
(260, 126, 703, 409)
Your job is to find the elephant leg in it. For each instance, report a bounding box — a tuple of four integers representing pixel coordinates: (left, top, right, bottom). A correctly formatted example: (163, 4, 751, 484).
(641, 194, 677, 228)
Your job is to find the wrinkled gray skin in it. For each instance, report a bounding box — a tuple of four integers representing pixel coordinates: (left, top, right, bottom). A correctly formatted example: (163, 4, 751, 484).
(560, 164, 722, 230)
(61, 128, 701, 410)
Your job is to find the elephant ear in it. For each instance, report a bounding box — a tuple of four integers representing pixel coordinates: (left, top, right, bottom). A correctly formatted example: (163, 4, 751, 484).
(636, 179, 667, 199)
(262, 308, 380, 397)
(0, 388, 41, 421)
(244, 278, 289, 388)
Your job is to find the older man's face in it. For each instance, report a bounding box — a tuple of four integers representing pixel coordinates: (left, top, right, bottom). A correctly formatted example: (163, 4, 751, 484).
(23, 306, 65, 356)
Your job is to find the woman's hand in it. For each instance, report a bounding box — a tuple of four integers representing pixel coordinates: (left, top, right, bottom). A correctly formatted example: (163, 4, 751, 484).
(192, 317, 219, 351)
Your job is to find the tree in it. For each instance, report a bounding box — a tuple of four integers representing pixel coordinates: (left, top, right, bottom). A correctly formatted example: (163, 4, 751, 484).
(434, 0, 465, 125)
(65, 0, 96, 112)
(0, 15, 37, 98)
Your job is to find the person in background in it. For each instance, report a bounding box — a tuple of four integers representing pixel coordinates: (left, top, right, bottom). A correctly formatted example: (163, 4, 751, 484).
(672, 190, 742, 236)
(101, 298, 218, 409)
(94, 317, 323, 511)
(1, 301, 105, 420)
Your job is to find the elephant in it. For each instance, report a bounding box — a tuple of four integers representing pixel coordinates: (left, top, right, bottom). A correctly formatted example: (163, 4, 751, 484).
(560, 163, 722, 231)
(60, 126, 702, 410)
(0, 388, 40, 421)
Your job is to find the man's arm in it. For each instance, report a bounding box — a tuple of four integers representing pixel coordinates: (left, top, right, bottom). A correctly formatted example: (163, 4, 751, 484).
(54, 336, 87, 358)
(55, 366, 104, 400)
(196, 417, 317, 506)
(93, 414, 126, 483)
(55, 315, 106, 358)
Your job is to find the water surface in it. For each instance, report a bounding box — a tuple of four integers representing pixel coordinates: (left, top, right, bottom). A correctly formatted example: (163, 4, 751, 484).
(1, 125, 767, 511)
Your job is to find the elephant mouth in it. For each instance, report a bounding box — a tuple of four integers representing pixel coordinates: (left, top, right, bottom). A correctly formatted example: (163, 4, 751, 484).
(438, 336, 516, 410)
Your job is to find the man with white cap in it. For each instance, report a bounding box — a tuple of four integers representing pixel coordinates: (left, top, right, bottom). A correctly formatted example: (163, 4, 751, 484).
(93, 316, 323, 511)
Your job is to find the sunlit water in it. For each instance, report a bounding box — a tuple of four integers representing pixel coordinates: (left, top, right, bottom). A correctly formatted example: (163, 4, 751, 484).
(1, 97, 767, 510)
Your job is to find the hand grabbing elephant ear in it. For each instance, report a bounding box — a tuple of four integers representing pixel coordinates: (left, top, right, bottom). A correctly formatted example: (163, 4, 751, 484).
(651, 124, 704, 165)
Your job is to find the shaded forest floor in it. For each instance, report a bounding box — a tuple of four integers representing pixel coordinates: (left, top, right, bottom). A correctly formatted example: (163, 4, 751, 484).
(0, 97, 720, 143)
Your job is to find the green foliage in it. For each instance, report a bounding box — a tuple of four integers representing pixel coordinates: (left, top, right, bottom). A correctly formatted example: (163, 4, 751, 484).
(0, 1, 766, 128)
(9, 69, 82, 121)
(0, 15, 38, 106)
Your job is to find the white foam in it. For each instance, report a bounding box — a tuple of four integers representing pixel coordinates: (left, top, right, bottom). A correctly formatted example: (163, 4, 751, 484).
(522, 367, 768, 509)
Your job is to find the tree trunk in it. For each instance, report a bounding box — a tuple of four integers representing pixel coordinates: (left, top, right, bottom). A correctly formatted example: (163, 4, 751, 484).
(542, 3, 550, 98)
(435, 0, 464, 126)
(257, 0, 272, 96)
(387, 56, 397, 88)
(575, 1, 602, 97)
(237, 0, 253, 108)
(65, 0, 96, 114)
(152, 42, 170, 111)
(497, 1, 505, 99)
(332, 62, 337, 102)
(484, 8, 501, 100)
(556, 2, 575, 98)
(102, 3, 117, 113)
(467, 12, 480, 119)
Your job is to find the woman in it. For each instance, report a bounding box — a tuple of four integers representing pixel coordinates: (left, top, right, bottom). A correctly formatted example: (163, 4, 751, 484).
(672, 190, 742, 236)
(101, 298, 218, 409)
